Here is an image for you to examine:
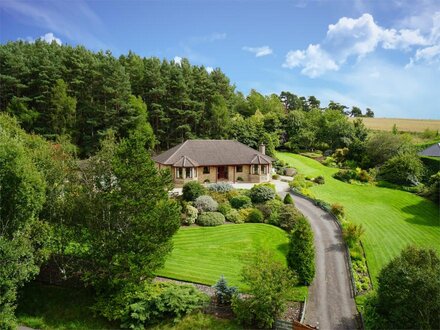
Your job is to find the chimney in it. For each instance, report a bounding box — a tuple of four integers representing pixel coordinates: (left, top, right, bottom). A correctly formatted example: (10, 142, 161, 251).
(259, 144, 266, 155)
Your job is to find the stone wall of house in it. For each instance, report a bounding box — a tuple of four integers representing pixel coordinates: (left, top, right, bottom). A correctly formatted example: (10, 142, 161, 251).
(155, 163, 272, 186)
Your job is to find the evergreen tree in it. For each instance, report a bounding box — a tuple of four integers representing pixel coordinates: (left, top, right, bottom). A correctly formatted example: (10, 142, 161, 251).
(287, 216, 315, 285)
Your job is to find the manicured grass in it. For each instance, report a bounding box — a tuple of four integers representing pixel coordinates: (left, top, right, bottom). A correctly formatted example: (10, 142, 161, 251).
(277, 152, 440, 283)
(17, 282, 117, 330)
(157, 223, 307, 300)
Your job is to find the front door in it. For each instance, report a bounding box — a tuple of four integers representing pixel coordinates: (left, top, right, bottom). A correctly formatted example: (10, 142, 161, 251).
(217, 166, 228, 180)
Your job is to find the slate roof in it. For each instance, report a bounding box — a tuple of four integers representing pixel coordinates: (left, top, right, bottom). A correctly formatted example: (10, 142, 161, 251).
(418, 143, 440, 157)
(153, 140, 274, 167)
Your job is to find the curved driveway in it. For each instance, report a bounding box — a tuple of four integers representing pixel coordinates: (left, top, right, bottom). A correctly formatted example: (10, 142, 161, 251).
(276, 180, 358, 330)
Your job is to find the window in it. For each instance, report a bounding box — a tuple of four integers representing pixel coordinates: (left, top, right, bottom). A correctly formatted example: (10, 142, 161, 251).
(176, 167, 183, 179)
(261, 165, 267, 174)
(236, 165, 243, 173)
(203, 166, 210, 174)
(252, 164, 259, 174)
(186, 167, 193, 178)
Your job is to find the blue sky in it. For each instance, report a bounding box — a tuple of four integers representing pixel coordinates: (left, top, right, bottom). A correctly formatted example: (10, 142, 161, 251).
(1, 0, 439, 119)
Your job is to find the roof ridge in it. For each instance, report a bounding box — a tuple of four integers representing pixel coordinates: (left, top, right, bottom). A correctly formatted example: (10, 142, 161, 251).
(162, 141, 188, 164)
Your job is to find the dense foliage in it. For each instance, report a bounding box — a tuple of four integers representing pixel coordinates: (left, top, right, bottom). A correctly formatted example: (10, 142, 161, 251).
(0, 115, 52, 328)
(364, 246, 440, 330)
(249, 185, 276, 203)
(379, 152, 424, 185)
(232, 251, 297, 329)
(229, 195, 252, 209)
(287, 216, 316, 285)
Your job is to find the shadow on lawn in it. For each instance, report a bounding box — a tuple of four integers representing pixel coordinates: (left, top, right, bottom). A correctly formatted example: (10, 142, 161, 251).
(401, 199, 440, 227)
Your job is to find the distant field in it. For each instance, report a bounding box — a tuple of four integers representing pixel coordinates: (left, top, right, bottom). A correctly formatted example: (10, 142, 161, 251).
(277, 153, 440, 284)
(349, 117, 440, 132)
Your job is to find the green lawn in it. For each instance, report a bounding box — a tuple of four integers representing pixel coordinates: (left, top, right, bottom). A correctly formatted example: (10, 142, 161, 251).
(157, 223, 307, 300)
(277, 152, 440, 283)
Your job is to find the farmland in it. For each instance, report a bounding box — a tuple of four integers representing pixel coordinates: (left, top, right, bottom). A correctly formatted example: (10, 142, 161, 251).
(276, 152, 440, 283)
(349, 117, 440, 132)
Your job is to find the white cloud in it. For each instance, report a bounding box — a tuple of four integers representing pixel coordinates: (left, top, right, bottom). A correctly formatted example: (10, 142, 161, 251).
(206, 66, 214, 74)
(284, 13, 437, 77)
(19, 32, 62, 45)
(173, 56, 182, 65)
(40, 32, 62, 45)
(283, 44, 339, 78)
(242, 46, 273, 57)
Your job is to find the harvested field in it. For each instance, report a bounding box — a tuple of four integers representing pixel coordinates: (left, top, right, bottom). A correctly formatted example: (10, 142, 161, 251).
(349, 117, 440, 132)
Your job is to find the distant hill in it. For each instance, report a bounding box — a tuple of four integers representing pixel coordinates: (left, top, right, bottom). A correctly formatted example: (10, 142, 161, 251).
(349, 117, 440, 132)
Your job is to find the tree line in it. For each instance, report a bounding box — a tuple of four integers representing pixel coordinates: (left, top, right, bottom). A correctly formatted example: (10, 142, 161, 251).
(1, 40, 373, 157)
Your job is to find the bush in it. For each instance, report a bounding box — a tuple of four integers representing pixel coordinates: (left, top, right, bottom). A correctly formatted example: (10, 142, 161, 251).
(283, 193, 294, 205)
(363, 246, 440, 330)
(212, 275, 238, 305)
(229, 195, 252, 209)
(231, 252, 297, 329)
(236, 176, 243, 182)
(278, 204, 302, 231)
(331, 203, 345, 218)
(272, 174, 280, 180)
(196, 212, 225, 226)
(194, 195, 218, 212)
(342, 223, 365, 248)
(238, 208, 253, 222)
(289, 174, 307, 190)
(225, 209, 244, 224)
(322, 156, 337, 167)
(181, 204, 198, 225)
(314, 175, 325, 184)
(217, 202, 232, 216)
(208, 182, 233, 193)
(118, 282, 209, 328)
(182, 181, 205, 201)
(333, 169, 357, 183)
(249, 185, 276, 204)
(256, 199, 283, 225)
(287, 215, 315, 285)
(247, 208, 264, 223)
(420, 171, 440, 204)
(379, 152, 424, 185)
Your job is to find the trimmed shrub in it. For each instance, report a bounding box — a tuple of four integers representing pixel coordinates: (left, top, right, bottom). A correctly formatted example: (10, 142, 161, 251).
(230, 195, 252, 209)
(238, 208, 253, 222)
(278, 204, 302, 232)
(213, 275, 238, 305)
(272, 174, 280, 180)
(249, 185, 276, 203)
(314, 175, 325, 184)
(182, 181, 206, 201)
(331, 203, 345, 218)
(247, 208, 264, 223)
(283, 193, 294, 205)
(256, 199, 283, 224)
(194, 195, 218, 212)
(217, 202, 232, 216)
(196, 212, 225, 226)
(208, 182, 233, 193)
(287, 215, 315, 285)
(225, 209, 245, 224)
(181, 204, 198, 225)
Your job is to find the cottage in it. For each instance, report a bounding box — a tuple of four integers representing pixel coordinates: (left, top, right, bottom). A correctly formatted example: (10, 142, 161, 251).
(153, 140, 274, 185)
